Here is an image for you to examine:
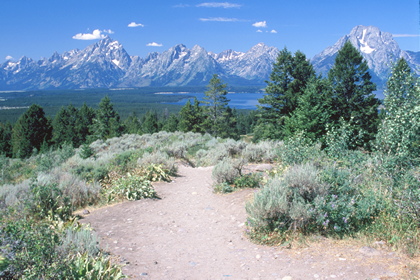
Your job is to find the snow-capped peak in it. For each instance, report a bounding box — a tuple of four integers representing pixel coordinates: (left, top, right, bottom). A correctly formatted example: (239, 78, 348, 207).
(359, 29, 375, 54)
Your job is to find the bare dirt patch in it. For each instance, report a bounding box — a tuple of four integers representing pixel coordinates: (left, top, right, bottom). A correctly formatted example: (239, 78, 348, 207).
(81, 165, 416, 279)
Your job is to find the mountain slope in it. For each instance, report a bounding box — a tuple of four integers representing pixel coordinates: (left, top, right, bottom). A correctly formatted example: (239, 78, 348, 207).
(0, 39, 277, 90)
(311, 25, 418, 87)
(1, 26, 419, 90)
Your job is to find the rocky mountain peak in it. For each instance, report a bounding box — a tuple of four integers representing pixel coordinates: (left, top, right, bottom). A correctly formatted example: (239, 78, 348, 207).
(311, 25, 416, 85)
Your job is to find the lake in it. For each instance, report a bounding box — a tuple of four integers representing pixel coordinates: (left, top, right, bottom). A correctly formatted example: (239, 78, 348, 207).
(162, 92, 266, 110)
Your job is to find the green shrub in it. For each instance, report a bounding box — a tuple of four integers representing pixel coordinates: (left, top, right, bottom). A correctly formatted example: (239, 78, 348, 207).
(277, 133, 324, 166)
(234, 173, 262, 189)
(242, 141, 279, 163)
(37, 169, 100, 210)
(214, 182, 234, 193)
(29, 182, 72, 222)
(141, 163, 172, 182)
(0, 217, 124, 279)
(72, 163, 109, 183)
(246, 163, 327, 233)
(59, 226, 101, 257)
(70, 252, 125, 280)
(79, 144, 94, 159)
(107, 174, 156, 202)
(212, 158, 244, 185)
(0, 180, 31, 210)
(137, 151, 177, 175)
(0, 218, 70, 279)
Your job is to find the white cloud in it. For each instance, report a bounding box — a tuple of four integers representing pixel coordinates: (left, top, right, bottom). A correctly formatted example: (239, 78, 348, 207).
(256, 30, 263, 33)
(252, 21, 267, 28)
(147, 42, 163, 47)
(72, 29, 114, 40)
(392, 34, 420, 38)
(5, 55, 13, 60)
(270, 29, 277, 33)
(197, 2, 241, 8)
(199, 17, 240, 22)
(174, 4, 191, 8)
(128, 22, 144, 28)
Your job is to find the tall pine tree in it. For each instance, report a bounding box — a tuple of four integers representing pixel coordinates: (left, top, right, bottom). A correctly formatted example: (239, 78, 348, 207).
(328, 41, 379, 149)
(76, 103, 96, 145)
(124, 112, 142, 134)
(0, 122, 13, 157)
(254, 48, 315, 140)
(178, 98, 205, 133)
(202, 74, 231, 137)
(90, 96, 124, 140)
(283, 76, 332, 142)
(52, 105, 79, 147)
(141, 111, 160, 134)
(12, 104, 52, 158)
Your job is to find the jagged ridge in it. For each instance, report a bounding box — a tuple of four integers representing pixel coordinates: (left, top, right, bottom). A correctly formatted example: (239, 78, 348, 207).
(1, 26, 419, 90)
(0, 38, 278, 90)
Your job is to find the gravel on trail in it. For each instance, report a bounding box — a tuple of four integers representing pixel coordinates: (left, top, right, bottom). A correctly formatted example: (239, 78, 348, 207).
(81, 165, 411, 280)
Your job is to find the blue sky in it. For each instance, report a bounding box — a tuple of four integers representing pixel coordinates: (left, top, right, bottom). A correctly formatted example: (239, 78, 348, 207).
(1, 0, 419, 62)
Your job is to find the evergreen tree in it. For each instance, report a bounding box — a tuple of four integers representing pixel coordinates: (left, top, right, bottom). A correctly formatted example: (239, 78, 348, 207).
(91, 96, 124, 140)
(162, 114, 179, 132)
(52, 105, 79, 147)
(217, 107, 239, 139)
(202, 74, 231, 137)
(283, 77, 333, 142)
(75, 103, 95, 145)
(124, 112, 142, 134)
(12, 104, 52, 158)
(0, 122, 13, 157)
(178, 98, 204, 133)
(254, 48, 315, 140)
(328, 41, 379, 149)
(375, 58, 420, 160)
(141, 111, 160, 134)
(236, 110, 257, 135)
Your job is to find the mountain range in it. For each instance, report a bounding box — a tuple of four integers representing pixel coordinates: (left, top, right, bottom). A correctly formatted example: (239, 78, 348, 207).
(1, 25, 418, 90)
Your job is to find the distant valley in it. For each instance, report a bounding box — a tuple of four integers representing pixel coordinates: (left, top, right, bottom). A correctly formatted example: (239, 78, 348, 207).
(1, 25, 419, 90)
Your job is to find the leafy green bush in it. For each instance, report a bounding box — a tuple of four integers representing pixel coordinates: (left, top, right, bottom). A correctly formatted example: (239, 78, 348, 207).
(277, 133, 324, 165)
(72, 163, 109, 183)
(79, 144, 94, 159)
(137, 151, 177, 175)
(29, 182, 72, 221)
(212, 158, 243, 185)
(246, 159, 387, 239)
(70, 252, 125, 280)
(36, 170, 100, 210)
(242, 141, 279, 163)
(0, 181, 31, 210)
(233, 173, 262, 189)
(59, 226, 101, 257)
(141, 163, 172, 182)
(246, 163, 327, 232)
(0, 218, 69, 279)
(213, 182, 234, 193)
(106, 174, 156, 202)
(0, 216, 124, 280)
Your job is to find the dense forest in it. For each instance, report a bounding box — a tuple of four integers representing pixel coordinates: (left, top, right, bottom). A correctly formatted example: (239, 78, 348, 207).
(0, 42, 419, 279)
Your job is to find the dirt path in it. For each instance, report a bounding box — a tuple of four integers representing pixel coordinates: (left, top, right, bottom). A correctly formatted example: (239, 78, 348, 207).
(81, 165, 412, 279)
